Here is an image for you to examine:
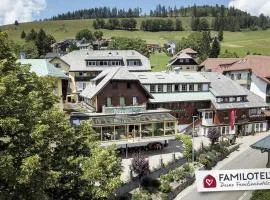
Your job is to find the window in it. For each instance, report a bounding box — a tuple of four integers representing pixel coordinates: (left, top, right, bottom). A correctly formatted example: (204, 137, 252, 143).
(237, 73, 242, 80)
(231, 74, 234, 80)
(127, 82, 131, 89)
(150, 85, 155, 93)
(205, 112, 213, 119)
(54, 63, 60, 68)
(79, 72, 83, 76)
(182, 84, 187, 91)
(106, 97, 112, 107)
(222, 126, 226, 135)
(230, 97, 236, 102)
(174, 84, 179, 92)
(180, 59, 183, 63)
(119, 97, 125, 106)
(249, 108, 258, 116)
(158, 84, 163, 92)
(167, 84, 172, 92)
(133, 97, 138, 105)
(189, 84, 194, 91)
(198, 84, 202, 91)
(82, 83, 87, 89)
(112, 82, 118, 89)
(224, 97, 229, 102)
(112, 61, 115, 65)
(185, 59, 189, 63)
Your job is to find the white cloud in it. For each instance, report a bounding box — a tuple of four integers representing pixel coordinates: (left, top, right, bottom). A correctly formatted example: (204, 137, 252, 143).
(0, 0, 47, 25)
(229, 0, 270, 16)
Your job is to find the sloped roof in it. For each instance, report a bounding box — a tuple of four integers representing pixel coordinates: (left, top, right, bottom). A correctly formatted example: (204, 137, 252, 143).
(181, 48, 198, 54)
(200, 58, 240, 72)
(134, 71, 210, 84)
(168, 53, 196, 66)
(201, 72, 247, 97)
(211, 89, 268, 110)
(224, 55, 270, 83)
(19, 59, 68, 79)
(81, 67, 152, 99)
(60, 50, 151, 72)
(251, 135, 270, 151)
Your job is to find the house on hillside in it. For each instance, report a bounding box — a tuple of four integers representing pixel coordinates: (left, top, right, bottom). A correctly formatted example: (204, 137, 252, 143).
(49, 50, 151, 102)
(199, 58, 240, 72)
(167, 52, 199, 71)
(51, 39, 74, 53)
(19, 59, 69, 110)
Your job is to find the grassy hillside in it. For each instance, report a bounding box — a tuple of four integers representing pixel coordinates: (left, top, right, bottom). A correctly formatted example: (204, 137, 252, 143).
(1, 18, 270, 57)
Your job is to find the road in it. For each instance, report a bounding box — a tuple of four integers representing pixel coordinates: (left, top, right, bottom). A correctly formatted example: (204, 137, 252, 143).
(175, 132, 270, 200)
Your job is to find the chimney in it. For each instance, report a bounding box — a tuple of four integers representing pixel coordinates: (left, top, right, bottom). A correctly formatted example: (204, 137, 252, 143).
(174, 67, 181, 74)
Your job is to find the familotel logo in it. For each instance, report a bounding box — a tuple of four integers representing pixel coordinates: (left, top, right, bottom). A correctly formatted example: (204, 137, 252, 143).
(203, 174, 217, 188)
(196, 169, 270, 192)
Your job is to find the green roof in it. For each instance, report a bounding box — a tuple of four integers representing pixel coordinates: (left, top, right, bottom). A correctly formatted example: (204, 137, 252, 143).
(19, 59, 68, 79)
(91, 112, 176, 126)
(250, 135, 270, 152)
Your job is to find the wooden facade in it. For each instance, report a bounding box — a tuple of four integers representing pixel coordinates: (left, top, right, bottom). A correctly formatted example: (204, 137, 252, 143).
(96, 80, 150, 112)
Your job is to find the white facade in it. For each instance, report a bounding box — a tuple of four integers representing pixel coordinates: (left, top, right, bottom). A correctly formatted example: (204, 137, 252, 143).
(250, 73, 268, 101)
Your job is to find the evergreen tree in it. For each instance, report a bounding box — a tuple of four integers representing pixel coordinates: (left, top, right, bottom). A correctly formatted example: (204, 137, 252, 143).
(21, 30, 26, 39)
(210, 37, 220, 58)
(25, 29, 37, 42)
(218, 28, 223, 41)
(175, 19, 184, 31)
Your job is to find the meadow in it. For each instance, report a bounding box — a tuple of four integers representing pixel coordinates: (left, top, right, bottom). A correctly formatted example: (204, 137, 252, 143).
(1, 18, 270, 71)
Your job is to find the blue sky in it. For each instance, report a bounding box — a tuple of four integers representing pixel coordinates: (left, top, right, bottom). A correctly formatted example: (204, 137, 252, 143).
(1, 0, 268, 25)
(35, 0, 229, 20)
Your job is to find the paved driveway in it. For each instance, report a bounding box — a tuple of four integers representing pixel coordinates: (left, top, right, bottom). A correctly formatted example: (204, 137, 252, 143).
(121, 140, 183, 181)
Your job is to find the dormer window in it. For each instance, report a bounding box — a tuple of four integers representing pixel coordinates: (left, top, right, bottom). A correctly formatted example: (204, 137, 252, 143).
(224, 97, 229, 103)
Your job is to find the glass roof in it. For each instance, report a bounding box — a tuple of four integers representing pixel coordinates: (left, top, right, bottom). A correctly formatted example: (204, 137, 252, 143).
(91, 113, 176, 126)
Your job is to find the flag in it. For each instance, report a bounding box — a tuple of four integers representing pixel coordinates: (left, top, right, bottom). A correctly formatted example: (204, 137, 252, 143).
(229, 109, 236, 130)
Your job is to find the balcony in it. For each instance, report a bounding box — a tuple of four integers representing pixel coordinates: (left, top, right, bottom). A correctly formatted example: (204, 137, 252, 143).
(102, 105, 147, 114)
(75, 76, 94, 82)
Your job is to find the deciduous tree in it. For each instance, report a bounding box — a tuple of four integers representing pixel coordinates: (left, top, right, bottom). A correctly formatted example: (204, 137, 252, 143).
(0, 32, 122, 199)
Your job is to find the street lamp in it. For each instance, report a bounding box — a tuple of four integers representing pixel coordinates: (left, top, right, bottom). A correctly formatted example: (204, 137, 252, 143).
(192, 115, 198, 163)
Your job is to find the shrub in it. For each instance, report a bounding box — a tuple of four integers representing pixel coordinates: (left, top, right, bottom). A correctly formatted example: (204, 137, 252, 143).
(141, 176, 153, 188)
(159, 181, 172, 193)
(183, 163, 191, 172)
(176, 134, 192, 161)
(198, 154, 211, 169)
(220, 140, 230, 147)
(131, 190, 151, 200)
(160, 173, 174, 182)
(131, 153, 150, 179)
(152, 179, 161, 188)
(172, 169, 185, 181)
(208, 127, 221, 147)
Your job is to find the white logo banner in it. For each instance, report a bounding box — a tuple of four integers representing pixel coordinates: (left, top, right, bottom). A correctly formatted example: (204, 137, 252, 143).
(196, 168, 270, 192)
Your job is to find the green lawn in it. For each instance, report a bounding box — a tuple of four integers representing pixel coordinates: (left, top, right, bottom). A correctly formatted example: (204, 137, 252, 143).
(150, 52, 170, 72)
(1, 18, 270, 57)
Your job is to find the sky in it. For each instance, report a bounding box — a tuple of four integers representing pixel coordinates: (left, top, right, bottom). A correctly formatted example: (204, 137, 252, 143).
(0, 0, 270, 25)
